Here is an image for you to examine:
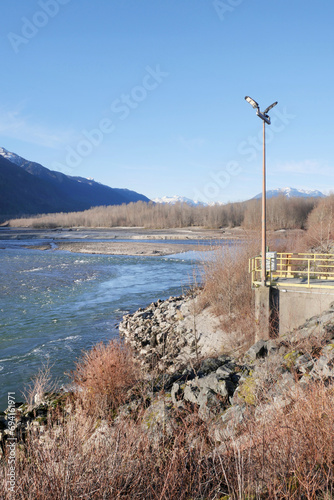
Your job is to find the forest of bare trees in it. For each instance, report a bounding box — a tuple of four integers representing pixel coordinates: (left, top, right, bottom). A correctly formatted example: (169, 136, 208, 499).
(8, 195, 320, 231)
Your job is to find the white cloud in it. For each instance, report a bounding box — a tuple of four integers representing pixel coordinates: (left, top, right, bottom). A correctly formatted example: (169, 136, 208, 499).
(0, 105, 77, 149)
(271, 159, 333, 176)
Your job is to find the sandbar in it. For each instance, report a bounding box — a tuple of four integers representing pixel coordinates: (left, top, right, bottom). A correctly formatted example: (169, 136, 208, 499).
(53, 241, 212, 256)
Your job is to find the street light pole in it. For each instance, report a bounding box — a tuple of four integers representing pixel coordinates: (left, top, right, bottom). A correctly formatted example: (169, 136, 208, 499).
(262, 119, 266, 286)
(244, 96, 278, 286)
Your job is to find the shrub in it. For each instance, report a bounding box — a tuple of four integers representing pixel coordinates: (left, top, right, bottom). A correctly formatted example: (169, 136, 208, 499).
(1, 403, 228, 500)
(71, 340, 139, 418)
(229, 381, 334, 498)
(23, 363, 58, 406)
(306, 194, 334, 251)
(199, 240, 256, 317)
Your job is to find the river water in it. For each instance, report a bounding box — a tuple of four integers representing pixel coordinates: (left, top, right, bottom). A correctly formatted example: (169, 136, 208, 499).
(0, 240, 217, 410)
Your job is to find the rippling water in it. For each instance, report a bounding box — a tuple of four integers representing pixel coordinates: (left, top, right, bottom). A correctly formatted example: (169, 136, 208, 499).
(0, 246, 206, 410)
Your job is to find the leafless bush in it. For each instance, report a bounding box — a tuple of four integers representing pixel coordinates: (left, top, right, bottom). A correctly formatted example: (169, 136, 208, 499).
(199, 240, 255, 316)
(2, 338, 334, 499)
(306, 194, 334, 251)
(229, 381, 334, 498)
(3, 380, 334, 499)
(71, 340, 139, 418)
(1, 403, 229, 500)
(23, 363, 58, 406)
(269, 228, 309, 254)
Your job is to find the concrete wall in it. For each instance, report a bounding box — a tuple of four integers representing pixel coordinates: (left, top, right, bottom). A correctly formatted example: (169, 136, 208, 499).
(278, 287, 334, 335)
(255, 286, 334, 339)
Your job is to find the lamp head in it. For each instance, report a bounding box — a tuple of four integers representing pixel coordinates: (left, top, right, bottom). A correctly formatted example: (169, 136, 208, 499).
(245, 96, 259, 110)
(263, 101, 278, 114)
(245, 96, 278, 125)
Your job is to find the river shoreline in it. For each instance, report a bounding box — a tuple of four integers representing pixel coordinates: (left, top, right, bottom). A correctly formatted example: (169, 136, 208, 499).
(119, 291, 227, 373)
(0, 226, 246, 255)
(0, 226, 245, 239)
(0, 242, 201, 412)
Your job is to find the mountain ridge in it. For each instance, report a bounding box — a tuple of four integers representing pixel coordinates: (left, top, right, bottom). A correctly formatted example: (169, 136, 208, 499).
(152, 195, 207, 206)
(153, 188, 326, 207)
(252, 187, 325, 199)
(0, 147, 150, 218)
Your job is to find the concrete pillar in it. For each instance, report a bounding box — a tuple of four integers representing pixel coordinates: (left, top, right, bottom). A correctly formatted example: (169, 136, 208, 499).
(254, 286, 271, 341)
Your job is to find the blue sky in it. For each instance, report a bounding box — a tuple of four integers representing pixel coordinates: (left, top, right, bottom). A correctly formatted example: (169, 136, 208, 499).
(0, 0, 333, 203)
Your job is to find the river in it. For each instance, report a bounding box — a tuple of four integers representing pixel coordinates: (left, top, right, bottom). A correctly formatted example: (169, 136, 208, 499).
(0, 237, 217, 410)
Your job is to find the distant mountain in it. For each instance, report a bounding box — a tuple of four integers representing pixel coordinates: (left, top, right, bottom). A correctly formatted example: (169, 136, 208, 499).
(153, 195, 207, 206)
(252, 187, 326, 200)
(0, 147, 150, 219)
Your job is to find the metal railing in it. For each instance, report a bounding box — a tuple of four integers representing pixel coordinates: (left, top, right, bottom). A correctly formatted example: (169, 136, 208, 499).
(249, 252, 334, 289)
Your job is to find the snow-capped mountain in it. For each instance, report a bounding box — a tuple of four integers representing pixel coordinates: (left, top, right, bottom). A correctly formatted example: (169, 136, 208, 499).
(0, 147, 27, 167)
(253, 187, 325, 200)
(153, 195, 207, 206)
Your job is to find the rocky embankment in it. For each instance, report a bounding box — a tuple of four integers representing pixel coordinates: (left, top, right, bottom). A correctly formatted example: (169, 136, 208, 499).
(119, 294, 199, 373)
(119, 292, 225, 373)
(118, 293, 334, 434)
(2, 294, 334, 453)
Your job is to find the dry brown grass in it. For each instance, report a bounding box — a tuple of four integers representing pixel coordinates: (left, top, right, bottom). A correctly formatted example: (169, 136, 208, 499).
(197, 236, 260, 355)
(2, 325, 334, 498)
(196, 230, 310, 356)
(2, 375, 334, 499)
(71, 339, 139, 418)
(199, 238, 259, 317)
(1, 403, 228, 499)
(269, 228, 309, 254)
(229, 381, 334, 498)
(22, 362, 58, 406)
